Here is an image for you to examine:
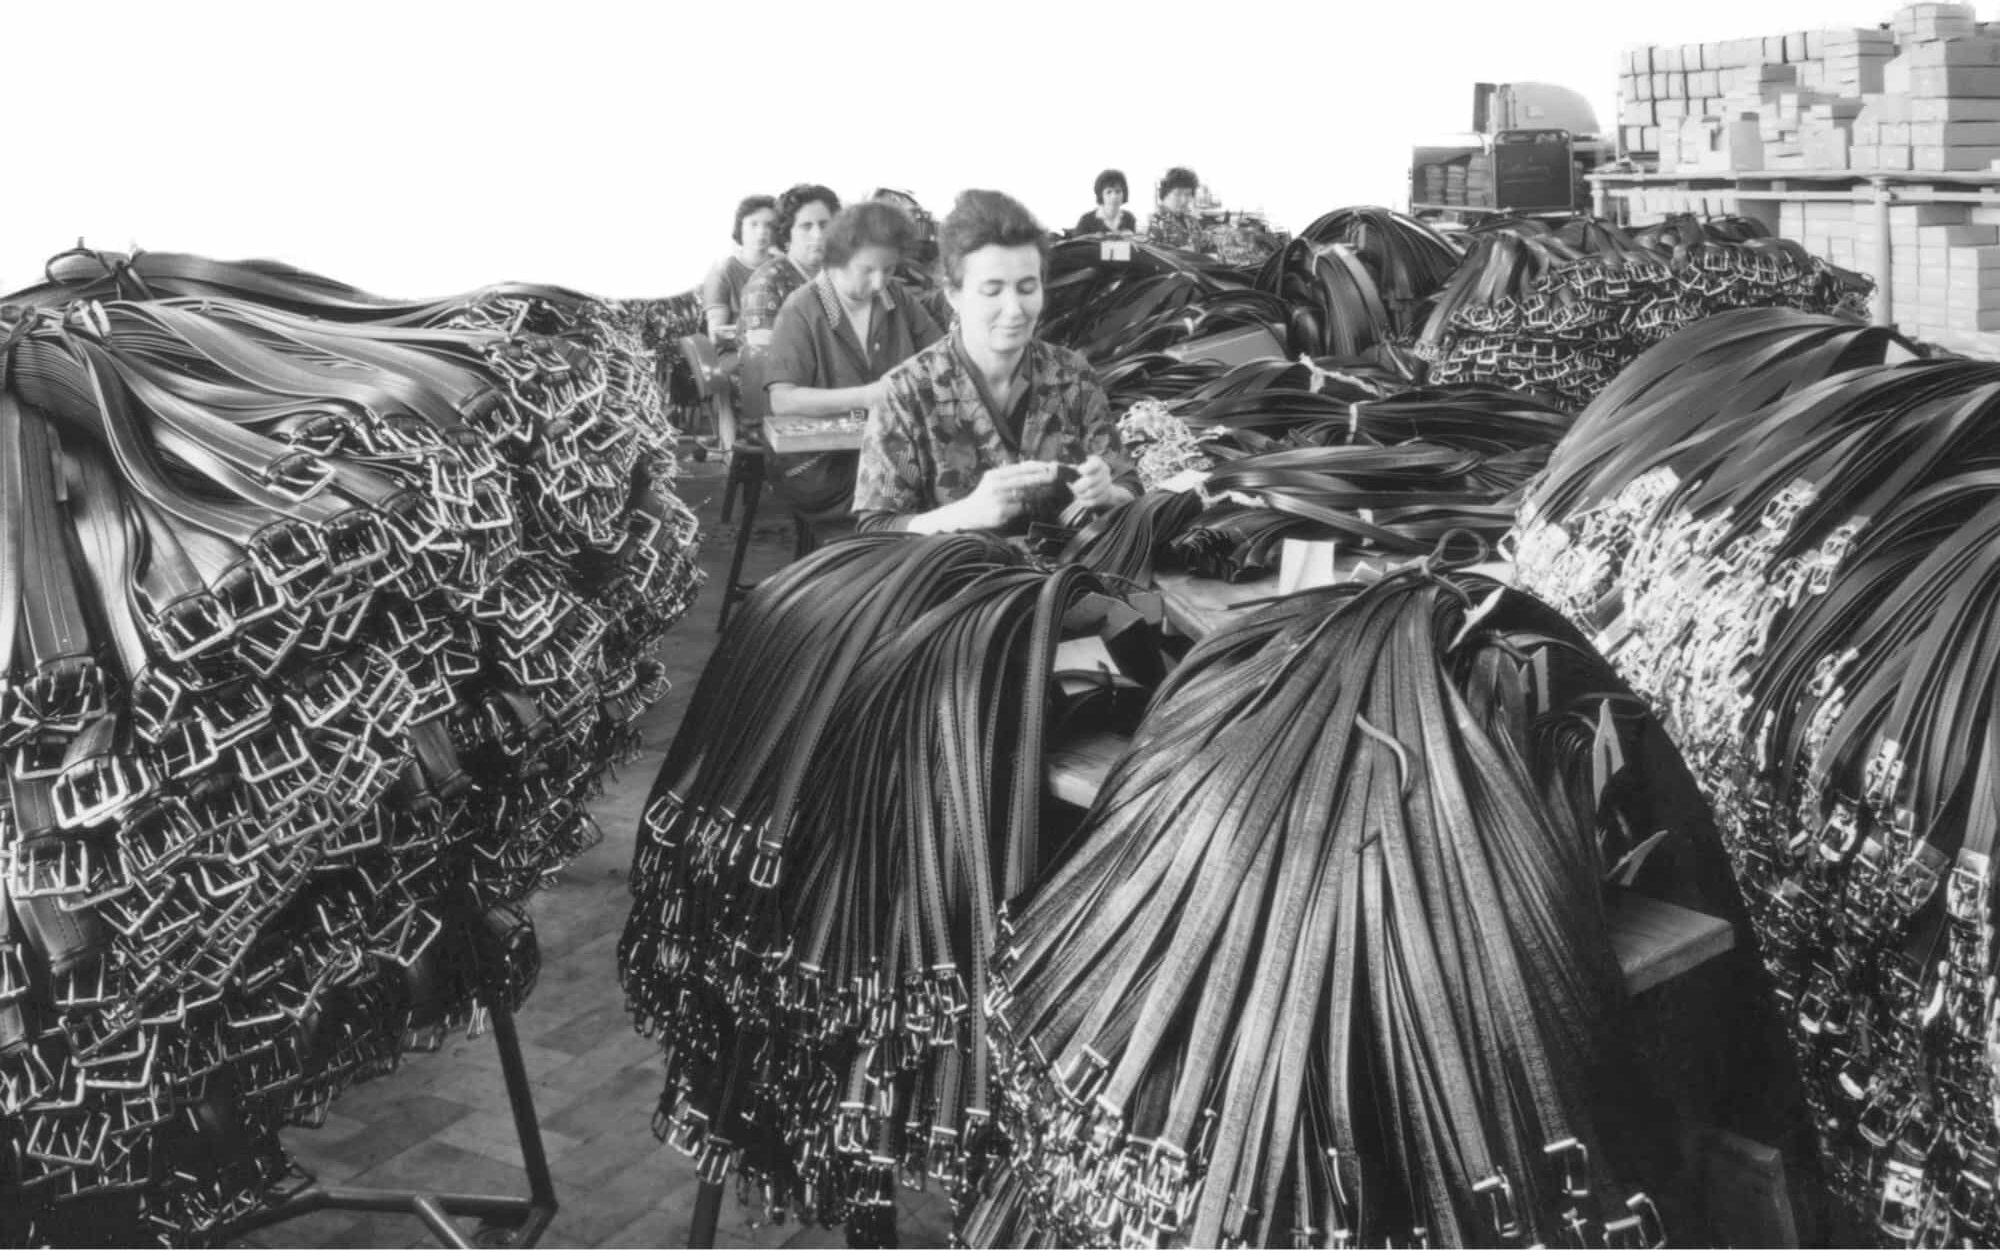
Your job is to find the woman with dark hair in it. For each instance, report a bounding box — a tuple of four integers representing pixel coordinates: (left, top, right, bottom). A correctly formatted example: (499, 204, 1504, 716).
(1074, 169, 1136, 236)
(702, 194, 777, 342)
(1147, 165, 1211, 253)
(854, 189, 1137, 534)
(761, 199, 945, 515)
(739, 183, 841, 350)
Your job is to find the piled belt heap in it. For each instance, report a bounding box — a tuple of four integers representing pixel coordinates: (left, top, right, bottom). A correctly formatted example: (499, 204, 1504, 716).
(1418, 216, 1874, 410)
(963, 567, 1685, 1249)
(1079, 358, 1571, 585)
(1513, 308, 2000, 1245)
(620, 535, 1145, 1241)
(0, 250, 700, 1245)
(1257, 207, 1463, 358)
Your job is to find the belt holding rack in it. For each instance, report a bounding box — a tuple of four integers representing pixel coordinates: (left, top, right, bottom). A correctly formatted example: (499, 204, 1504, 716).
(1511, 317, 2000, 1247)
(964, 565, 1682, 1248)
(619, 535, 1159, 1236)
(0, 245, 699, 1244)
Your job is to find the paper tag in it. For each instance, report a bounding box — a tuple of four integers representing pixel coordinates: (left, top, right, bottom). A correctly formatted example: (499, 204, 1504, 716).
(1100, 240, 1133, 262)
(1157, 468, 1211, 495)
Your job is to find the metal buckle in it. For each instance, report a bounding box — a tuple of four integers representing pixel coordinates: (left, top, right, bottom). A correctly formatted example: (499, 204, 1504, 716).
(261, 450, 333, 502)
(13, 657, 107, 736)
(9, 836, 98, 898)
(203, 681, 276, 750)
(140, 588, 235, 664)
(51, 750, 152, 830)
(232, 605, 309, 678)
(245, 519, 331, 600)
(209, 559, 287, 629)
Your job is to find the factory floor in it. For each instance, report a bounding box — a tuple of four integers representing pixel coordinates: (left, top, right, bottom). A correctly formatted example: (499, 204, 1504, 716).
(254, 454, 955, 1249)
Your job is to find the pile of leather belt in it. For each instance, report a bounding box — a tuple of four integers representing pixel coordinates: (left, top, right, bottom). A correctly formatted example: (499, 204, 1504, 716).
(604, 289, 708, 419)
(963, 566, 1682, 1249)
(0, 248, 699, 1244)
(619, 534, 1147, 1239)
(1257, 208, 1463, 356)
(1512, 309, 2000, 1245)
(1041, 238, 1287, 372)
(1084, 366, 1572, 584)
(1417, 215, 1874, 410)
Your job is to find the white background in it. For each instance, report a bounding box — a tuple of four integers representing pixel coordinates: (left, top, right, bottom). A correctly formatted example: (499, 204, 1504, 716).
(5, 0, 1900, 300)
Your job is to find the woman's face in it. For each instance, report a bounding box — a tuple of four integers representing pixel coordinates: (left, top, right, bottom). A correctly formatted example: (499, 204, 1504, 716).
(739, 207, 778, 255)
(1163, 186, 1195, 213)
(1098, 185, 1126, 216)
(950, 243, 1043, 358)
(830, 244, 901, 306)
(788, 200, 835, 271)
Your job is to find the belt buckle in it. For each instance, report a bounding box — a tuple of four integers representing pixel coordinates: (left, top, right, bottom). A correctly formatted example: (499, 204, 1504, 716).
(51, 751, 153, 830)
(245, 519, 331, 601)
(143, 590, 235, 663)
(203, 681, 276, 751)
(14, 656, 106, 736)
(9, 836, 98, 899)
(322, 508, 394, 581)
(261, 449, 333, 503)
(285, 654, 367, 729)
(1602, 1193, 1665, 1249)
(127, 667, 190, 744)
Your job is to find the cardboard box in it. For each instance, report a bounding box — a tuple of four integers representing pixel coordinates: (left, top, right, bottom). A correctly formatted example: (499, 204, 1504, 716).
(1911, 120, 2000, 145)
(1890, 204, 1970, 225)
(1877, 145, 1915, 170)
(1901, 37, 2000, 66)
(1884, 121, 1912, 145)
(1908, 65, 2000, 96)
(1921, 225, 2000, 246)
(1785, 32, 1808, 62)
(1806, 129, 1852, 169)
(1913, 144, 2000, 170)
(1947, 310, 2000, 331)
(1684, 118, 1764, 171)
(1950, 246, 2000, 270)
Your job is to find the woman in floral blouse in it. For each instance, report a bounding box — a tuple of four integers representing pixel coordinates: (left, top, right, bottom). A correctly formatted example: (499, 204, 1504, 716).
(853, 189, 1139, 534)
(1146, 166, 1211, 254)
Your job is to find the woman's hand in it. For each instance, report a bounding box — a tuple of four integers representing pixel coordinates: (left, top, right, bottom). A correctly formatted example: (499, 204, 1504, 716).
(964, 460, 1060, 530)
(862, 378, 891, 412)
(1069, 455, 1126, 511)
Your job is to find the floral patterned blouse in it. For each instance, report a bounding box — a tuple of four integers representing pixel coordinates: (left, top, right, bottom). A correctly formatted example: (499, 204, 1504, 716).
(853, 332, 1139, 531)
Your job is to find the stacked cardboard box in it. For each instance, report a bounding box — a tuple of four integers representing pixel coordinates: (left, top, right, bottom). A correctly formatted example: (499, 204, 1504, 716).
(1777, 200, 2000, 339)
(1620, 27, 1895, 166)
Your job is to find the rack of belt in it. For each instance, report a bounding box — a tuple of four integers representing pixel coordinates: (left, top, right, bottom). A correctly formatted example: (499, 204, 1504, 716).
(1416, 215, 1875, 410)
(619, 533, 1148, 1243)
(962, 564, 1686, 1249)
(0, 247, 700, 1245)
(1511, 308, 2000, 1244)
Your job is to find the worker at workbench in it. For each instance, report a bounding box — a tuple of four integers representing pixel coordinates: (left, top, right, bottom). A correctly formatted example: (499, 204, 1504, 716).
(764, 199, 943, 516)
(1147, 166, 1210, 253)
(1074, 169, 1137, 236)
(853, 189, 1137, 534)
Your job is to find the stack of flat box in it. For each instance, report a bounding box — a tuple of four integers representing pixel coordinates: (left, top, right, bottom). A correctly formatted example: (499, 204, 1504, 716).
(1790, 200, 2000, 338)
(1620, 27, 1894, 168)
(1466, 152, 1493, 206)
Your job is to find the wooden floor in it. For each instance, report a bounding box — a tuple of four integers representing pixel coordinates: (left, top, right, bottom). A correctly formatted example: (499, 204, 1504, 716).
(250, 458, 954, 1249)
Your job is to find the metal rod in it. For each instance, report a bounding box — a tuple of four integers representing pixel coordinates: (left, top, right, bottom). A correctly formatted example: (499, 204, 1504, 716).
(1873, 177, 1895, 329)
(413, 1194, 476, 1249)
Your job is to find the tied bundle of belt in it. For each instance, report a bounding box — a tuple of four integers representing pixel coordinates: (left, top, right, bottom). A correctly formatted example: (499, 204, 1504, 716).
(964, 565, 1686, 1249)
(1417, 214, 1875, 410)
(0, 247, 699, 1244)
(604, 288, 709, 419)
(1510, 316, 2000, 1245)
(620, 534, 1142, 1238)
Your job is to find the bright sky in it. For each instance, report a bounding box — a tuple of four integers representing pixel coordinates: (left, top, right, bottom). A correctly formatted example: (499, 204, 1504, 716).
(5, 0, 1899, 300)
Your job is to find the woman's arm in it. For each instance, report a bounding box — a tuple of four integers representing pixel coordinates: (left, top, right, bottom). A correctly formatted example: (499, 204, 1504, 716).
(700, 261, 736, 341)
(763, 297, 886, 416)
(768, 379, 886, 417)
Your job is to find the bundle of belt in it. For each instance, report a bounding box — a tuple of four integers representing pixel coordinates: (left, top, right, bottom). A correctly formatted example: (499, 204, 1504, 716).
(1114, 373, 1570, 582)
(962, 565, 1688, 1249)
(620, 533, 1148, 1238)
(1511, 319, 2000, 1244)
(1041, 238, 1289, 372)
(0, 248, 700, 1245)
(1259, 207, 1464, 343)
(1418, 215, 1874, 411)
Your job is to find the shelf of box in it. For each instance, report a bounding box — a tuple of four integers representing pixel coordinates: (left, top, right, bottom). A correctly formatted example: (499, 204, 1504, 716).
(1589, 168, 2000, 337)
(1044, 725, 1736, 995)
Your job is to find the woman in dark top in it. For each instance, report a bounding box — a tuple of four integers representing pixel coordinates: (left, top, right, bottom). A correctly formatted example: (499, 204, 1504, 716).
(762, 200, 944, 516)
(1073, 168, 1137, 236)
(702, 194, 777, 342)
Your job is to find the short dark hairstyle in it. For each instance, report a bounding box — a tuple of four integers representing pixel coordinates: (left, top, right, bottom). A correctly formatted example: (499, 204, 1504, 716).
(822, 200, 918, 270)
(1093, 169, 1128, 202)
(939, 189, 1049, 288)
(731, 194, 777, 244)
(775, 183, 841, 250)
(1158, 166, 1200, 200)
